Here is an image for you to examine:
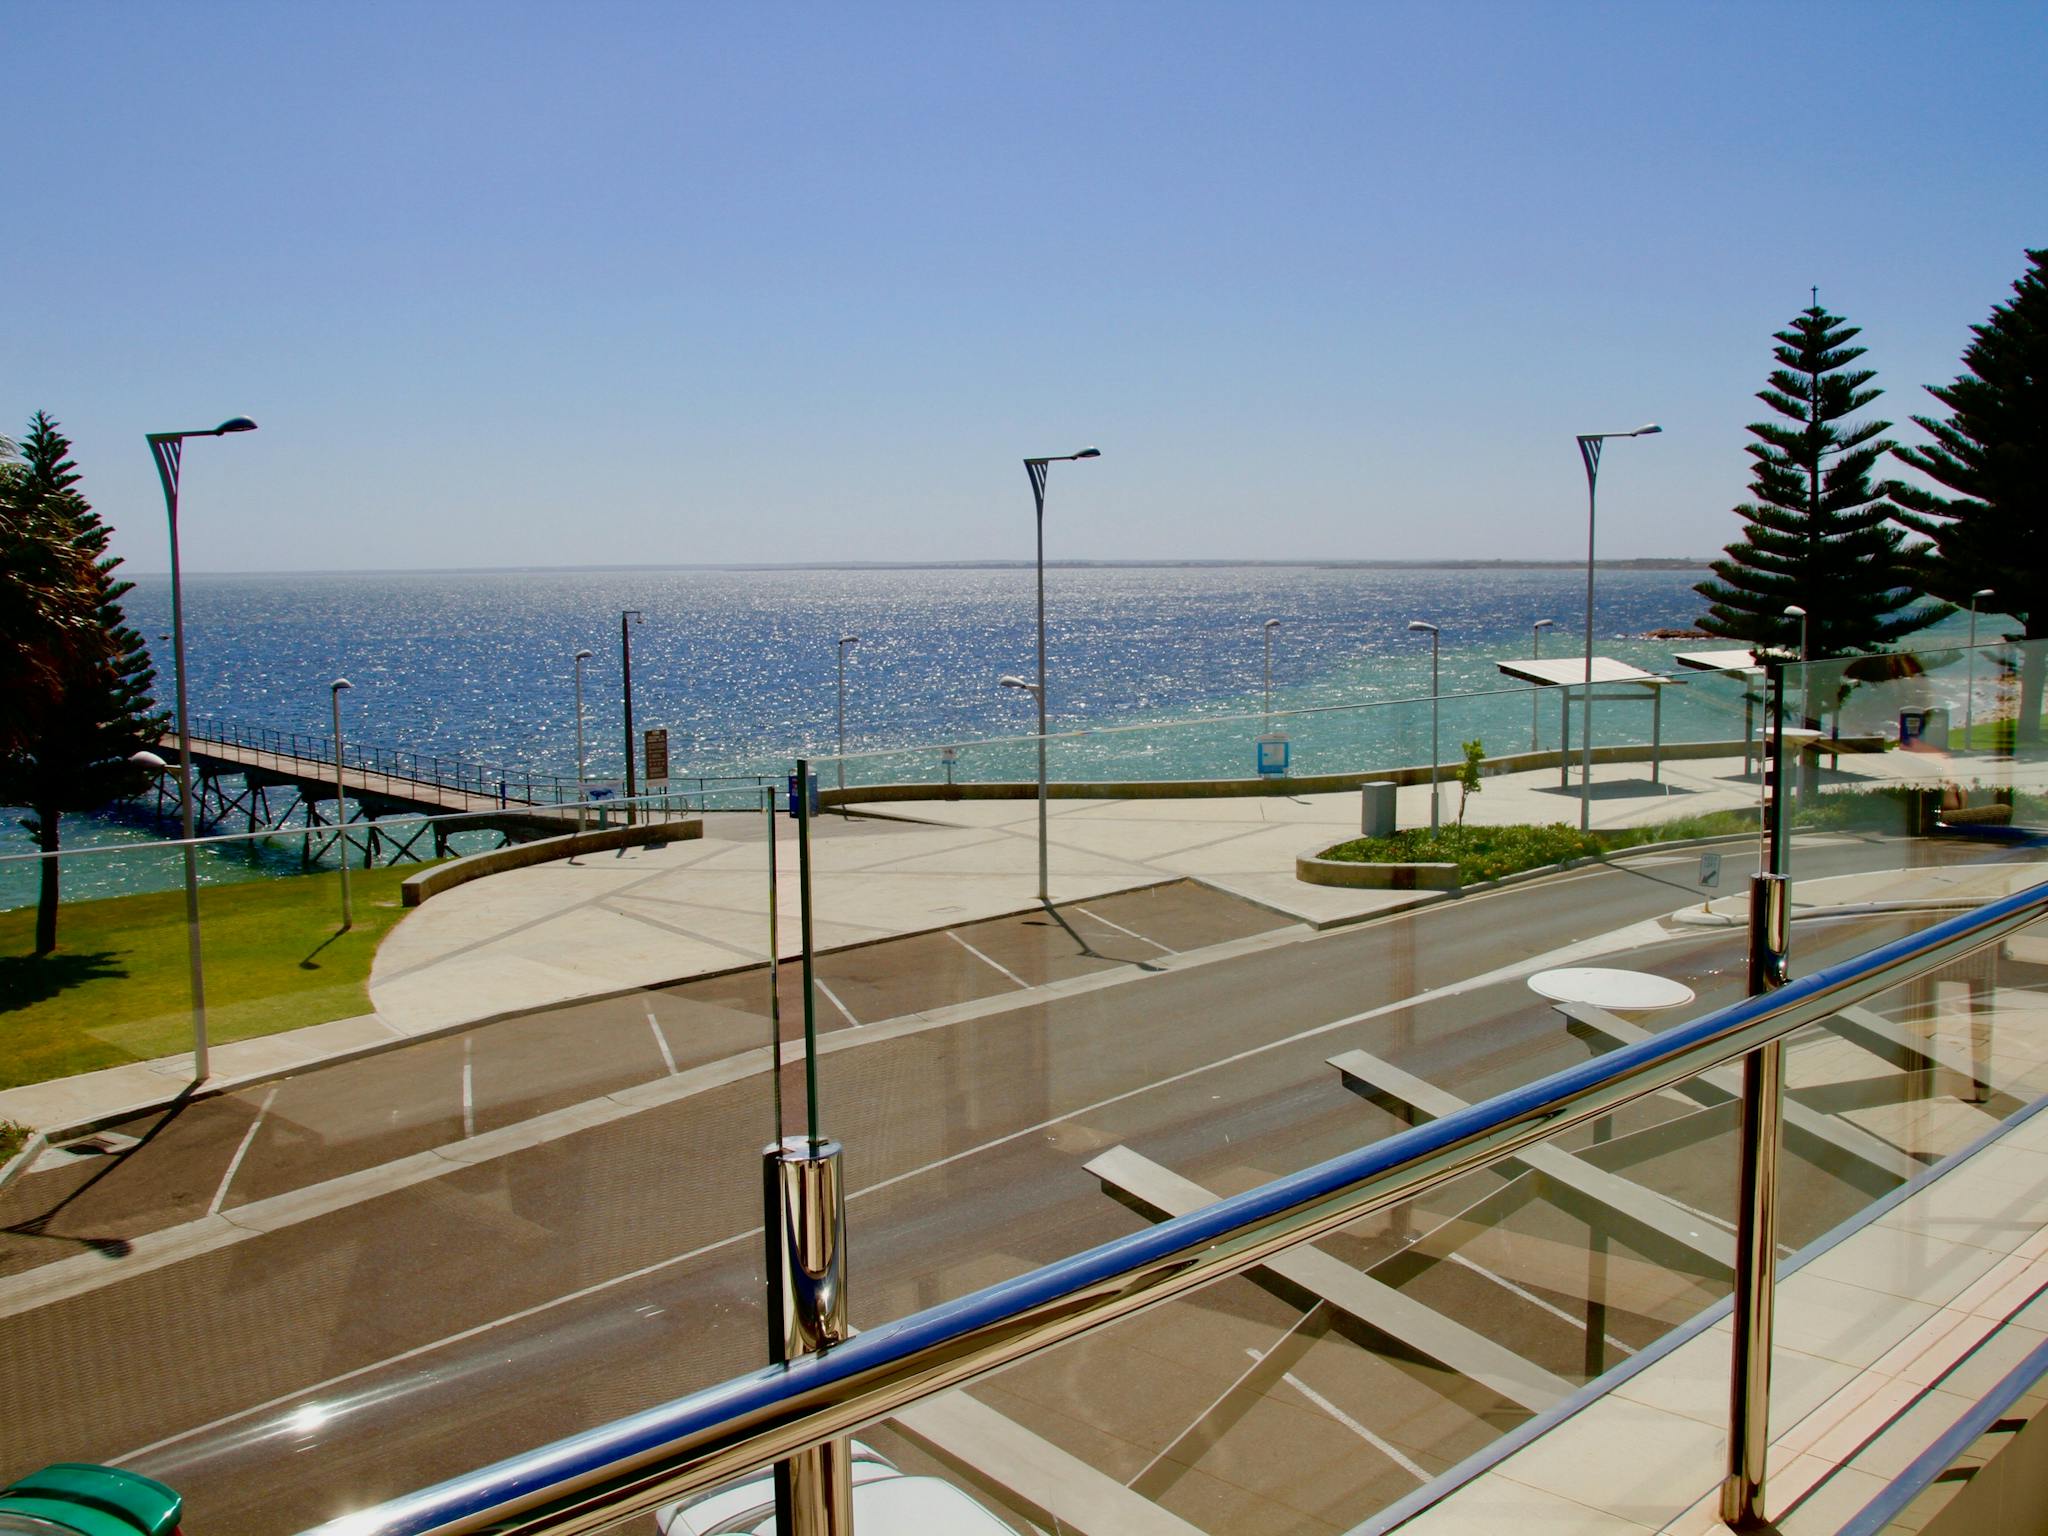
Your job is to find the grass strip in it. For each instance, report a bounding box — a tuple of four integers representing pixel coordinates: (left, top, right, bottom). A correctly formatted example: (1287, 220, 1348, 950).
(0, 866, 419, 1090)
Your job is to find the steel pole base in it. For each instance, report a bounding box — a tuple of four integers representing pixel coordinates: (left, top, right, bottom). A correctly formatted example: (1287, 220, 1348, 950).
(764, 1136, 852, 1536)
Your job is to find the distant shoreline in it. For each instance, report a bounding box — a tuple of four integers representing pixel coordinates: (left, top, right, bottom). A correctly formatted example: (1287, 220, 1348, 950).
(136, 558, 1715, 579)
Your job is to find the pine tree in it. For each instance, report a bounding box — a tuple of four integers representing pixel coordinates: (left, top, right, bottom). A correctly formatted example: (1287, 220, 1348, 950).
(0, 413, 164, 954)
(0, 431, 101, 753)
(1888, 249, 2048, 745)
(1695, 300, 1941, 664)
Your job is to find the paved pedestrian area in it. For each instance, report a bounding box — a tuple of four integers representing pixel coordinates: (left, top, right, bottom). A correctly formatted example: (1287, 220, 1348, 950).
(1, 742, 2037, 1140)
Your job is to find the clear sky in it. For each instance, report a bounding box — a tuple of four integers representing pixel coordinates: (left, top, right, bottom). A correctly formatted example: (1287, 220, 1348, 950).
(7, 1, 2043, 574)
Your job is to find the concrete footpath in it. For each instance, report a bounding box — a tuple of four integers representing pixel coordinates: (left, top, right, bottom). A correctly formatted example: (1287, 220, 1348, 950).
(2, 743, 2037, 1141)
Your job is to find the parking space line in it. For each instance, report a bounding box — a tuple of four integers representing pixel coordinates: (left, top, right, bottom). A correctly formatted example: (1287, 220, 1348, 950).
(946, 930, 1029, 989)
(1073, 905, 1177, 954)
(1245, 1346, 1430, 1482)
(462, 1038, 475, 1139)
(648, 1010, 679, 1075)
(815, 978, 861, 1028)
(1446, 1252, 1634, 1354)
(208, 1087, 278, 1217)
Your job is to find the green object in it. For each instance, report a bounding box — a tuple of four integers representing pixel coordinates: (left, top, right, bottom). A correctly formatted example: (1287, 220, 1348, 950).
(0, 1463, 181, 1535)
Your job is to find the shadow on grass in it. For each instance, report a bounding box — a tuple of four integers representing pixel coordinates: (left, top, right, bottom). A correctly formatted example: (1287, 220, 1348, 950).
(299, 929, 347, 970)
(0, 951, 129, 1014)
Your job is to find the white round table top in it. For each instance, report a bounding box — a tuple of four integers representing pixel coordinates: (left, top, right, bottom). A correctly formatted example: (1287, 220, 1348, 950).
(1527, 966, 1696, 1011)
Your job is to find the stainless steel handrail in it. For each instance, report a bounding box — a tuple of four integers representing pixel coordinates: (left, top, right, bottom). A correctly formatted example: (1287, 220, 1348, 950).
(310, 873, 2048, 1536)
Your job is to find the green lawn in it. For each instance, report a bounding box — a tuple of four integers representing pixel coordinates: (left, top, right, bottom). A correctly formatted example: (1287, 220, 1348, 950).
(0, 867, 419, 1090)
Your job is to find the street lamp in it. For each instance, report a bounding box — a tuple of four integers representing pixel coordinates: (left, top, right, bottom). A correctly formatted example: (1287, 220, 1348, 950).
(146, 414, 257, 1079)
(620, 610, 644, 822)
(1966, 588, 1995, 749)
(1020, 446, 1100, 905)
(331, 677, 354, 930)
(573, 649, 593, 830)
(1783, 603, 1811, 729)
(1532, 618, 1555, 751)
(1408, 620, 1441, 834)
(1575, 423, 1661, 831)
(1262, 619, 1281, 727)
(836, 635, 860, 791)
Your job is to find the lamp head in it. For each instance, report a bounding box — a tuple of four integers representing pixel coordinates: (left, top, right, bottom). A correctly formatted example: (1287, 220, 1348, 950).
(213, 417, 259, 435)
(1534, 618, 1555, 630)
(1974, 588, 1995, 599)
(1264, 619, 1281, 631)
(1783, 605, 1806, 618)
(129, 750, 168, 769)
(1407, 620, 1438, 635)
(999, 674, 1039, 693)
(840, 635, 860, 647)
(332, 677, 353, 693)
(1071, 447, 1101, 459)
(1631, 423, 1662, 436)
(575, 648, 593, 661)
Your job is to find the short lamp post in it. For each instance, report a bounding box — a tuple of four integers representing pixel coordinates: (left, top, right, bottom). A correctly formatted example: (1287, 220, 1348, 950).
(1262, 619, 1281, 728)
(1408, 620, 1441, 834)
(836, 635, 860, 791)
(1575, 423, 1661, 832)
(1532, 618, 1555, 751)
(621, 610, 644, 823)
(146, 414, 258, 1080)
(331, 677, 354, 929)
(999, 674, 1048, 899)
(1966, 588, 1994, 749)
(1020, 446, 1100, 906)
(573, 648, 593, 830)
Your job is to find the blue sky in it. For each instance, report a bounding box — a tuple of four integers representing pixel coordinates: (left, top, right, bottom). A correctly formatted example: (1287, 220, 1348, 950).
(7, 1, 2043, 573)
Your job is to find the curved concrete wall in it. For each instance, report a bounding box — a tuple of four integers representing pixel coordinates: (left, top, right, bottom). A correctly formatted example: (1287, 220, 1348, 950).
(401, 819, 702, 906)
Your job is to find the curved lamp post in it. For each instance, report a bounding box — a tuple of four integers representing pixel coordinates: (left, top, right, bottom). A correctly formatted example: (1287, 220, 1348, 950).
(1966, 588, 1994, 749)
(1574, 423, 1661, 831)
(1020, 447, 1100, 905)
(1532, 618, 1555, 751)
(146, 414, 258, 1079)
(331, 677, 354, 929)
(836, 635, 860, 791)
(1407, 621, 1442, 832)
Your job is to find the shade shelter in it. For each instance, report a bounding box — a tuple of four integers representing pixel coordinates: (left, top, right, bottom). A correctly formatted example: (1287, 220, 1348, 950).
(1497, 655, 1678, 789)
(1674, 648, 1766, 773)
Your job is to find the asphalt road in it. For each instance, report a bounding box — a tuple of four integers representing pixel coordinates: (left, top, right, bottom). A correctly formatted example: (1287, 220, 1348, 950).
(2, 832, 2029, 1534)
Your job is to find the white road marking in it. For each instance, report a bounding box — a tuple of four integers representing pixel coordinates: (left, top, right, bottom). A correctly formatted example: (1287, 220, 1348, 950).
(461, 1039, 475, 1139)
(1074, 905, 1177, 954)
(946, 930, 1030, 988)
(1445, 1253, 1633, 1354)
(647, 1010, 678, 1075)
(207, 1088, 278, 1218)
(815, 978, 860, 1027)
(1246, 1347, 1430, 1482)
(113, 1223, 760, 1465)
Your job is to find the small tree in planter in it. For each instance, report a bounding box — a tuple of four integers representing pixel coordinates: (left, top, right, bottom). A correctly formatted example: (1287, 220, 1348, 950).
(1456, 739, 1485, 827)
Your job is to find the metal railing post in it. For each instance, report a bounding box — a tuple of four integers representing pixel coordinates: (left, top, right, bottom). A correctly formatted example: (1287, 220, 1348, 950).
(1723, 864, 1791, 1525)
(763, 1136, 851, 1536)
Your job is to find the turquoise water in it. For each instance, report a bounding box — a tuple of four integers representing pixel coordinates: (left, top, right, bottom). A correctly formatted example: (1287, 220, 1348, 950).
(4, 563, 1997, 908)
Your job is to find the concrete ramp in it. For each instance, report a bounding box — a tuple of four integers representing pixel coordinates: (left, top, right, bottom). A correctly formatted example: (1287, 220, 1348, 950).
(1327, 1047, 1735, 1274)
(1553, 1001, 1926, 1183)
(1085, 1144, 1571, 1412)
(894, 1390, 1207, 1536)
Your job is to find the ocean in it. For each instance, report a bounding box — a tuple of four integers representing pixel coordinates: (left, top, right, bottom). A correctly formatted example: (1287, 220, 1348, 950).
(4, 562, 1980, 908)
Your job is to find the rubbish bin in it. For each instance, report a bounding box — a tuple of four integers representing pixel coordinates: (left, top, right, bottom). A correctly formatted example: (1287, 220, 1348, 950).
(0, 1464, 181, 1534)
(1361, 781, 1397, 837)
